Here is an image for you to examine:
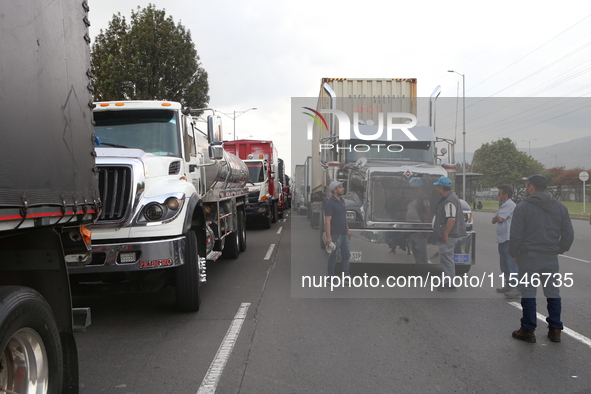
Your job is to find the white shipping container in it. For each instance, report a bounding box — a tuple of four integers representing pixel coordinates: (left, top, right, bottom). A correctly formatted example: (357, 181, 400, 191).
(310, 78, 418, 194)
(319, 78, 417, 122)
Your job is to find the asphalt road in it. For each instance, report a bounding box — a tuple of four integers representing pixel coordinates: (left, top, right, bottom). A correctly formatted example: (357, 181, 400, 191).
(74, 210, 591, 393)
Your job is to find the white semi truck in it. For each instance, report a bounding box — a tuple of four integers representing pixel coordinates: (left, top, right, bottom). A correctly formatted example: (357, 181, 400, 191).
(68, 101, 249, 311)
(309, 78, 475, 272)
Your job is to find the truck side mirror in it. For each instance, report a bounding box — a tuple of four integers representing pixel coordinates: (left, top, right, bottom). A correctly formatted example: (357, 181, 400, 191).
(207, 115, 223, 144)
(209, 144, 224, 160)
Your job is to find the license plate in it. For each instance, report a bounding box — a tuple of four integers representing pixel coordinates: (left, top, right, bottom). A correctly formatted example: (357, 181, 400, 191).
(454, 254, 470, 264)
(350, 251, 362, 262)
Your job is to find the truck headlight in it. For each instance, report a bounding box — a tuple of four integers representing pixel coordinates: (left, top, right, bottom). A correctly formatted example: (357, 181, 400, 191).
(165, 197, 181, 210)
(136, 194, 185, 224)
(144, 203, 164, 221)
(346, 211, 356, 221)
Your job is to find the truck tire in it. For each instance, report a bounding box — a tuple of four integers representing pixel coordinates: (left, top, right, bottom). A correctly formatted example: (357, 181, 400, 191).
(238, 210, 247, 252)
(262, 206, 272, 229)
(0, 286, 63, 394)
(455, 265, 471, 275)
(222, 228, 240, 259)
(271, 201, 278, 223)
(310, 211, 319, 228)
(175, 231, 201, 312)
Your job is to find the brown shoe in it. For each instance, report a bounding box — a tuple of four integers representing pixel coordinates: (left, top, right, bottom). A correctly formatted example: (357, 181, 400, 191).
(512, 328, 536, 343)
(548, 328, 562, 342)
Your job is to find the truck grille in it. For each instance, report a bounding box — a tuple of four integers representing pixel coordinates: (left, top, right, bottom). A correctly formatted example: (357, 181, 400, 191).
(98, 166, 132, 221)
(248, 190, 260, 203)
(369, 174, 438, 223)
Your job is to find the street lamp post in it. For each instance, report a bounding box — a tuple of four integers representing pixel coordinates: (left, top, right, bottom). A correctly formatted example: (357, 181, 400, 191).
(220, 108, 257, 140)
(545, 152, 558, 167)
(520, 139, 537, 156)
(448, 70, 466, 199)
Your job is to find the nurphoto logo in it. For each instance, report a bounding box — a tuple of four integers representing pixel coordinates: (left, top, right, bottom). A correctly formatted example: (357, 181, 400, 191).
(302, 107, 418, 153)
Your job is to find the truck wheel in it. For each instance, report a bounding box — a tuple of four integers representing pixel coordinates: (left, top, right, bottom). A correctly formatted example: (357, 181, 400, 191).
(271, 201, 278, 223)
(175, 231, 201, 312)
(238, 210, 247, 252)
(222, 229, 240, 259)
(263, 206, 272, 229)
(455, 265, 471, 275)
(0, 286, 63, 394)
(311, 211, 319, 228)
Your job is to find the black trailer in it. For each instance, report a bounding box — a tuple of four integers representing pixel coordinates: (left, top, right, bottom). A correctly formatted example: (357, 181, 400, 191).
(0, 1, 100, 392)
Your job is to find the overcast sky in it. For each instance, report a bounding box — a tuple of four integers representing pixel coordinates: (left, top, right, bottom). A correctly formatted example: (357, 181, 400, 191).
(88, 0, 591, 173)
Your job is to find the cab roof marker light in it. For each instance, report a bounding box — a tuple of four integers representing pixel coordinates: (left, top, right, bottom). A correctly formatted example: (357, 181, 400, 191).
(100, 103, 109, 107)
(115, 102, 125, 106)
(162, 103, 171, 107)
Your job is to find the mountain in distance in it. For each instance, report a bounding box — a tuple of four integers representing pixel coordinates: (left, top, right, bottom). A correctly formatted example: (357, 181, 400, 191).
(444, 135, 591, 170)
(528, 135, 591, 170)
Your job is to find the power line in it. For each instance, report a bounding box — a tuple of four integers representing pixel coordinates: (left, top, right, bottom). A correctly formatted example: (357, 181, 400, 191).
(468, 12, 591, 93)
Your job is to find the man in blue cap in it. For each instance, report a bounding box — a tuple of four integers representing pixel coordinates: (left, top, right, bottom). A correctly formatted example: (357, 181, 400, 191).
(432, 176, 466, 291)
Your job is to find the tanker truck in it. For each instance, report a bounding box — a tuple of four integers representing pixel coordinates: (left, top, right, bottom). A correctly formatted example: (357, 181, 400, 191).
(308, 78, 475, 273)
(223, 140, 282, 228)
(68, 101, 249, 312)
(0, 1, 100, 392)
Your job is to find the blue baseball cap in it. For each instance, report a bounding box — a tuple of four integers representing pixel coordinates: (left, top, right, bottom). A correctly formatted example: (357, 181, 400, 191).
(433, 176, 452, 187)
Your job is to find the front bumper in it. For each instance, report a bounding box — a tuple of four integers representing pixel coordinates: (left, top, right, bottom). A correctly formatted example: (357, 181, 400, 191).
(68, 236, 186, 274)
(245, 200, 271, 222)
(346, 229, 476, 265)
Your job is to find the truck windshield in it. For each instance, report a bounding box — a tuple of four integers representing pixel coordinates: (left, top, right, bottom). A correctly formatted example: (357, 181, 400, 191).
(345, 140, 434, 164)
(246, 162, 265, 183)
(93, 109, 181, 157)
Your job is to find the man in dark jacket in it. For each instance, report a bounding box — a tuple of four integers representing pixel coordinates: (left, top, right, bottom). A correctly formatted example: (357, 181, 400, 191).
(509, 175, 574, 343)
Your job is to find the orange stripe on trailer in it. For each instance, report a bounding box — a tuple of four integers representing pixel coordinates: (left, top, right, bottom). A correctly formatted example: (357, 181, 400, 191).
(0, 209, 97, 221)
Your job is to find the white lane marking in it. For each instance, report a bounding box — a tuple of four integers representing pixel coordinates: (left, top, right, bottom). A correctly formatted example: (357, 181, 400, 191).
(277, 227, 283, 235)
(561, 255, 590, 263)
(197, 303, 251, 394)
(264, 244, 275, 260)
(283, 218, 287, 223)
(508, 302, 591, 349)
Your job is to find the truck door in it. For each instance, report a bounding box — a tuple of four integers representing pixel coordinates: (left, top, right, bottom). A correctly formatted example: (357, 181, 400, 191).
(183, 115, 201, 193)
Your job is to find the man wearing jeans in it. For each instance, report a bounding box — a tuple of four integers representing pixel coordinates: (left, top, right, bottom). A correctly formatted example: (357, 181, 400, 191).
(492, 185, 518, 298)
(509, 175, 574, 343)
(325, 181, 351, 278)
(432, 176, 466, 291)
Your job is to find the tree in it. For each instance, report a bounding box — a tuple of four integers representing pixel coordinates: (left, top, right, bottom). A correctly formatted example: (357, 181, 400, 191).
(544, 167, 590, 201)
(91, 4, 209, 109)
(543, 167, 566, 199)
(471, 138, 544, 189)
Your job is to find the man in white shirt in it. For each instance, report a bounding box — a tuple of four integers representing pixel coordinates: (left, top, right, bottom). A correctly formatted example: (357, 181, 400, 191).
(492, 185, 518, 298)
